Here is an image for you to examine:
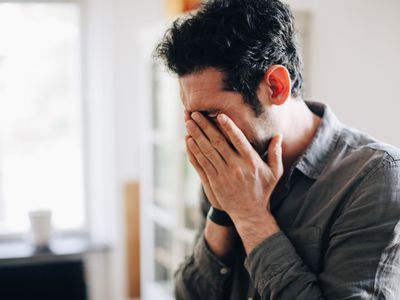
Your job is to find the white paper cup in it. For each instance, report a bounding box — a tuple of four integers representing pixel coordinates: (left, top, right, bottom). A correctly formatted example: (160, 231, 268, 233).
(29, 210, 52, 248)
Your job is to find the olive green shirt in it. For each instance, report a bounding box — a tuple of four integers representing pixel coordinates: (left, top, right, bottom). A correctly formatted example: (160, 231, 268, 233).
(174, 101, 400, 300)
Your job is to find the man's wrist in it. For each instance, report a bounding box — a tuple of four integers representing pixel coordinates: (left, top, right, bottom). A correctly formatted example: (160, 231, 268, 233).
(207, 206, 234, 227)
(204, 218, 238, 261)
(232, 210, 280, 255)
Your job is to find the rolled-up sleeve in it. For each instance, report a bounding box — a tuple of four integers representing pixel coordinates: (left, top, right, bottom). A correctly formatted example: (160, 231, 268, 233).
(244, 231, 323, 299)
(175, 232, 233, 300)
(244, 158, 400, 299)
(174, 189, 233, 300)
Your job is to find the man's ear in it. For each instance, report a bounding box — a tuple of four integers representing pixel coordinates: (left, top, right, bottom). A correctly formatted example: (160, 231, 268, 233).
(264, 65, 291, 106)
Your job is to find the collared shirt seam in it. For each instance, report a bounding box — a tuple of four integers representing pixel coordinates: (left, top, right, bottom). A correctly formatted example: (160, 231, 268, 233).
(336, 135, 400, 177)
(339, 133, 400, 163)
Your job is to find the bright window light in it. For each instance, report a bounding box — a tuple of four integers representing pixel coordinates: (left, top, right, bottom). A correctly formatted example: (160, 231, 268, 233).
(0, 2, 85, 234)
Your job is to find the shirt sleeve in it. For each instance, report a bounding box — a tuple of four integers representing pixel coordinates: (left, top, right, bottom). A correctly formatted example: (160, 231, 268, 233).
(174, 188, 234, 300)
(244, 157, 400, 300)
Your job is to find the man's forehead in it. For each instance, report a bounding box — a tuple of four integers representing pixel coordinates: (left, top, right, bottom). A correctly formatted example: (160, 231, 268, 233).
(179, 69, 225, 112)
(181, 93, 220, 112)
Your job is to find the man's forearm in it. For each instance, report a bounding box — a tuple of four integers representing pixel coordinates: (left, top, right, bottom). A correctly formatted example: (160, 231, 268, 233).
(232, 211, 280, 255)
(175, 219, 237, 300)
(204, 218, 238, 261)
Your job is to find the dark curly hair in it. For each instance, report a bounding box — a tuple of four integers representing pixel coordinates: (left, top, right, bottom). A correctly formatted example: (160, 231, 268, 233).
(154, 0, 304, 116)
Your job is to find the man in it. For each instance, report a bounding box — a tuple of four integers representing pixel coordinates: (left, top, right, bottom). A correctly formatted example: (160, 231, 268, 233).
(154, 0, 400, 299)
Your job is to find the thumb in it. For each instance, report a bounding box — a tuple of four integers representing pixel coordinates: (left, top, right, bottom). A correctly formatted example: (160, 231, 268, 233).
(267, 133, 284, 178)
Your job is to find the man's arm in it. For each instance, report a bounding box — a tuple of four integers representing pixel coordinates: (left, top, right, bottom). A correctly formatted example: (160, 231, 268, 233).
(185, 111, 400, 299)
(244, 157, 400, 299)
(174, 189, 238, 300)
(175, 111, 239, 300)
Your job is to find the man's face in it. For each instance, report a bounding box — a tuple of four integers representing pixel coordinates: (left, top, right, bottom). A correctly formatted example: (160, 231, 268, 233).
(179, 68, 275, 156)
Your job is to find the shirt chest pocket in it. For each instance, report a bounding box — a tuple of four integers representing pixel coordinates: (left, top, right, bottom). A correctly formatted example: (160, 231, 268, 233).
(284, 226, 322, 274)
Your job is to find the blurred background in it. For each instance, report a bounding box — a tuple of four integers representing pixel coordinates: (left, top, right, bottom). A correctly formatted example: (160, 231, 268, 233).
(0, 0, 399, 299)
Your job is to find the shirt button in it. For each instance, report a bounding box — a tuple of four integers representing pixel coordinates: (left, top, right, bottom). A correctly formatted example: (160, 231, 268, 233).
(220, 267, 229, 275)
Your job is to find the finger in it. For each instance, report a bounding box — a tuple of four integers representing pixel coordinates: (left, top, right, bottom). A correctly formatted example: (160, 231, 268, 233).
(267, 133, 284, 178)
(185, 135, 211, 185)
(186, 120, 226, 169)
(186, 136, 220, 208)
(186, 136, 218, 177)
(217, 113, 254, 158)
(184, 109, 191, 122)
(191, 112, 236, 163)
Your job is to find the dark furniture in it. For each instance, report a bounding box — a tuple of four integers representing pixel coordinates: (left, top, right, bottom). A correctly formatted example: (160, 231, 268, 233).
(0, 236, 108, 300)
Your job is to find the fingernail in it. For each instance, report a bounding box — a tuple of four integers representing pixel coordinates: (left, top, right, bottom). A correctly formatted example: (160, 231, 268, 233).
(217, 114, 227, 123)
(191, 112, 200, 121)
(188, 138, 195, 148)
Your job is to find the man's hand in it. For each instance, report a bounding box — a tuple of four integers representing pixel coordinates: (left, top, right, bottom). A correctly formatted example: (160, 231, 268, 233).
(185, 110, 238, 260)
(185, 111, 284, 254)
(184, 110, 224, 210)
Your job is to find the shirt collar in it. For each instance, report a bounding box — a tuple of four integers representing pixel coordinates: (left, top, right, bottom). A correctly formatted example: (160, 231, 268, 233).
(285, 101, 343, 187)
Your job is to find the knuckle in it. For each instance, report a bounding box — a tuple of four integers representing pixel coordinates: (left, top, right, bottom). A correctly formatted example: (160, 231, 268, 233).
(198, 157, 212, 173)
(225, 125, 233, 135)
(211, 137, 224, 148)
(232, 135, 243, 147)
(197, 155, 207, 165)
(248, 159, 258, 173)
(190, 144, 200, 155)
(190, 130, 200, 139)
(203, 147, 214, 157)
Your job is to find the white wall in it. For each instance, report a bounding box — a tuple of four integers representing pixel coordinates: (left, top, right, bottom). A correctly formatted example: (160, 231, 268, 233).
(82, 0, 163, 299)
(114, 0, 164, 182)
(287, 0, 400, 147)
(111, 1, 163, 298)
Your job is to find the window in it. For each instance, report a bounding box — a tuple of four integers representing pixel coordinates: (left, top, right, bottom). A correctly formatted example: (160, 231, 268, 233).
(0, 2, 85, 234)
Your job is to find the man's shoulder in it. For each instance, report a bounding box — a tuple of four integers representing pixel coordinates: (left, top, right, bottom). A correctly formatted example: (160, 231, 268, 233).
(320, 125, 400, 214)
(319, 124, 400, 195)
(337, 125, 400, 168)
